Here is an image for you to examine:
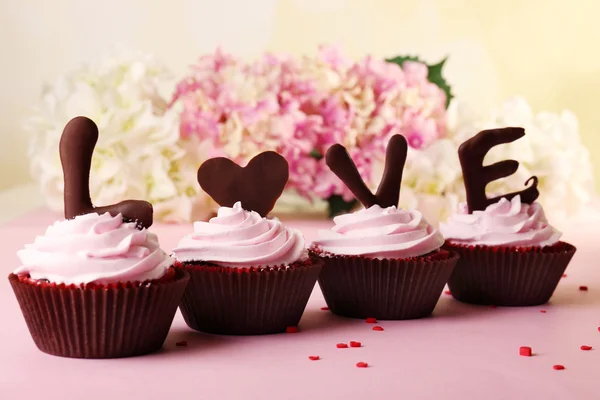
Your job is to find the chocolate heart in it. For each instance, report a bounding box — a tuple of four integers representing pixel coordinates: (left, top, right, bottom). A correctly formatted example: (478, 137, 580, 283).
(197, 151, 289, 217)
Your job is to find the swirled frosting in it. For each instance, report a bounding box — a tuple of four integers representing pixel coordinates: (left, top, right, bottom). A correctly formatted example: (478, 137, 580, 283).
(440, 195, 561, 247)
(172, 202, 306, 267)
(15, 212, 171, 285)
(312, 205, 444, 259)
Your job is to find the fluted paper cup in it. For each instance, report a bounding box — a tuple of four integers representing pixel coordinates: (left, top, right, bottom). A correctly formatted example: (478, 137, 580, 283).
(175, 258, 323, 335)
(311, 250, 459, 320)
(444, 241, 576, 306)
(9, 268, 190, 359)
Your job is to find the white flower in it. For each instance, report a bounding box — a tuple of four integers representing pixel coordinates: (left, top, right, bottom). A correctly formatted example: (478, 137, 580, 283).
(26, 50, 211, 223)
(369, 96, 595, 225)
(450, 97, 594, 219)
(404, 96, 595, 224)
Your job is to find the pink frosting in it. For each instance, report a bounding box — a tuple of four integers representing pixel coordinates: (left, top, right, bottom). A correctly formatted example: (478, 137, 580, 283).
(14, 213, 171, 285)
(439, 195, 561, 247)
(172, 202, 306, 267)
(312, 205, 444, 259)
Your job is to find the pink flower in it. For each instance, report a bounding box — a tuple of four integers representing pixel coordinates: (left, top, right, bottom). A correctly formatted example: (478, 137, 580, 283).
(170, 48, 448, 202)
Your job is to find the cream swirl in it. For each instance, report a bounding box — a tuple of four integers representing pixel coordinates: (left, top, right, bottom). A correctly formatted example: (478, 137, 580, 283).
(15, 212, 171, 285)
(172, 202, 306, 267)
(440, 195, 561, 247)
(312, 205, 444, 259)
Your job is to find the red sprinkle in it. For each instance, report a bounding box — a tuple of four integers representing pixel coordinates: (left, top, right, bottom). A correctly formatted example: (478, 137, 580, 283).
(175, 341, 188, 347)
(540, 310, 547, 313)
(286, 326, 298, 333)
(308, 355, 320, 360)
(366, 317, 377, 324)
(579, 286, 588, 291)
(562, 274, 567, 278)
(553, 365, 565, 370)
(519, 346, 532, 357)
(372, 326, 384, 331)
(490, 305, 497, 308)
(320, 306, 329, 311)
(581, 345, 593, 351)
(336, 343, 348, 348)
(350, 341, 362, 348)
(444, 290, 452, 295)
(356, 362, 369, 368)
(598, 327, 600, 332)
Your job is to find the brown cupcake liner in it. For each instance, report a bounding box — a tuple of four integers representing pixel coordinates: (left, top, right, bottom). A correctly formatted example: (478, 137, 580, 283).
(175, 258, 323, 335)
(444, 241, 576, 306)
(9, 268, 190, 359)
(311, 250, 459, 320)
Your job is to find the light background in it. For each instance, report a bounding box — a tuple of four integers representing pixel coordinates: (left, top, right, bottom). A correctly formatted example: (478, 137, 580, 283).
(0, 0, 598, 191)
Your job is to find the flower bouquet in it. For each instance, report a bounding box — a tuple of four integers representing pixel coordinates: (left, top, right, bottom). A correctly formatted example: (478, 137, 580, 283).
(26, 47, 595, 223)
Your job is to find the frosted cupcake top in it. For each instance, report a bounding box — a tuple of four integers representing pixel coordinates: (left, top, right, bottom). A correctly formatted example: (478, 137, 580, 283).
(172, 202, 306, 267)
(15, 213, 171, 285)
(312, 204, 444, 259)
(440, 196, 561, 248)
(441, 127, 564, 248)
(313, 134, 442, 258)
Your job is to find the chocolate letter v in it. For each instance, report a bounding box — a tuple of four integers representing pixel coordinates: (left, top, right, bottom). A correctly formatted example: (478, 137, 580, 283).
(325, 134, 408, 208)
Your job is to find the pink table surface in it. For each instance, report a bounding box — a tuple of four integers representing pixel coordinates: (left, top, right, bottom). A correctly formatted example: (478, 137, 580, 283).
(1, 209, 599, 400)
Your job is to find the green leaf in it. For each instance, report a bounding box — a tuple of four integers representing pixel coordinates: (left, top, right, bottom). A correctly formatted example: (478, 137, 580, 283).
(426, 57, 453, 108)
(386, 55, 453, 108)
(310, 149, 323, 160)
(327, 195, 358, 218)
(386, 55, 422, 66)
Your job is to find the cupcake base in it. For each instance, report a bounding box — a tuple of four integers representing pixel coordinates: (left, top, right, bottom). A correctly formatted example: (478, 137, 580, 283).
(9, 268, 190, 359)
(175, 258, 323, 335)
(444, 241, 576, 306)
(311, 250, 459, 320)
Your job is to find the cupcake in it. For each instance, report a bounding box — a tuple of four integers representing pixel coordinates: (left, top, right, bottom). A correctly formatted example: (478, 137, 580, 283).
(9, 117, 189, 358)
(310, 135, 459, 320)
(440, 127, 576, 306)
(172, 151, 323, 335)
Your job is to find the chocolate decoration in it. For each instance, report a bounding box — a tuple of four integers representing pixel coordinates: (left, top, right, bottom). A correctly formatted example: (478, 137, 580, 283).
(197, 151, 289, 217)
(375, 134, 408, 208)
(325, 134, 408, 208)
(325, 144, 377, 208)
(59, 116, 153, 228)
(458, 127, 539, 213)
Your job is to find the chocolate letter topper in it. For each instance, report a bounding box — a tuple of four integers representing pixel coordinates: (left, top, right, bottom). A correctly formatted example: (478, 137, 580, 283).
(197, 151, 289, 217)
(458, 127, 539, 213)
(325, 134, 408, 208)
(60, 116, 154, 228)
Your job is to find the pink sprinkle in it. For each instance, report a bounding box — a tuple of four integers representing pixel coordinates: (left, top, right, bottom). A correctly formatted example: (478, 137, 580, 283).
(372, 326, 384, 331)
(366, 317, 377, 324)
(581, 345, 592, 351)
(308, 355, 320, 361)
(356, 362, 369, 368)
(553, 365, 565, 370)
